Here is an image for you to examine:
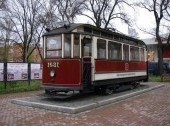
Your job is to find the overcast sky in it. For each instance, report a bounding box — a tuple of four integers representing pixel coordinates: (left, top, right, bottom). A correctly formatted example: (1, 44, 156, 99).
(76, 5, 155, 39)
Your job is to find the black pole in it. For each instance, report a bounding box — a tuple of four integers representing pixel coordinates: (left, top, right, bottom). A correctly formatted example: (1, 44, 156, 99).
(4, 62, 7, 89)
(28, 63, 31, 87)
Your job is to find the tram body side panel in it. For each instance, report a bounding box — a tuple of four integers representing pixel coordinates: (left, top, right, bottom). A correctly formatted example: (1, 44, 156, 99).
(42, 59, 82, 86)
(94, 60, 147, 82)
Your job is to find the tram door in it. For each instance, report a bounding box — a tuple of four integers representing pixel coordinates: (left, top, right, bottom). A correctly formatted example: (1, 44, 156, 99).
(82, 37, 92, 88)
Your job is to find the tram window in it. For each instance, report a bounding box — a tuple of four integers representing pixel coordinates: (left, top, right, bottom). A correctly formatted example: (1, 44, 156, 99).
(46, 35, 61, 58)
(108, 41, 122, 60)
(130, 46, 139, 61)
(64, 34, 71, 57)
(46, 36, 61, 50)
(83, 38, 91, 57)
(123, 45, 129, 61)
(97, 39, 106, 59)
(140, 48, 145, 61)
(74, 34, 80, 57)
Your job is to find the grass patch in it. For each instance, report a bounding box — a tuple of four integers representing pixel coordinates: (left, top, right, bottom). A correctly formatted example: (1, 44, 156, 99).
(149, 75, 162, 82)
(0, 80, 42, 94)
(149, 75, 170, 82)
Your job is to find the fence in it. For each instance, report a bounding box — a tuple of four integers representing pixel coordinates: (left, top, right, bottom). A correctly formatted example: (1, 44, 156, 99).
(0, 62, 42, 89)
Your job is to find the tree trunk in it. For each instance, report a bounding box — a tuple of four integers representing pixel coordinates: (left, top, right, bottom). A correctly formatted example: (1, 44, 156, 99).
(22, 45, 26, 63)
(3, 40, 9, 62)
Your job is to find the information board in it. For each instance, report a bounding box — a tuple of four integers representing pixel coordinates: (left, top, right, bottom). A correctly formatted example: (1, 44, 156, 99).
(0, 63, 4, 81)
(31, 64, 42, 80)
(7, 63, 28, 81)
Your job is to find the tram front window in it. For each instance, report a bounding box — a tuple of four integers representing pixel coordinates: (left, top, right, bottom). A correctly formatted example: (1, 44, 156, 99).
(46, 35, 62, 58)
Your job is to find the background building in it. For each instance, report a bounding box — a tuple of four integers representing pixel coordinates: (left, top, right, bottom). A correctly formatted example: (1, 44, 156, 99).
(143, 37, 170, 65)
(0, 42, 42, 63)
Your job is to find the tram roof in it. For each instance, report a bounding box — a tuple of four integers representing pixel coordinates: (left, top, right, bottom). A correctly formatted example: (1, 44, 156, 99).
(43, 23, 81, 36)
(43, 23, 146, 46)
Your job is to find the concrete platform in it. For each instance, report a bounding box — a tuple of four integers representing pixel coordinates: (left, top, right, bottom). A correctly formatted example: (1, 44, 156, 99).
(11, 82, 164, 114)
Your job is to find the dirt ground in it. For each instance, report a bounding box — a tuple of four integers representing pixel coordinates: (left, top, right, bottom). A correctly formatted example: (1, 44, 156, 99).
(0, 82, 170, 126)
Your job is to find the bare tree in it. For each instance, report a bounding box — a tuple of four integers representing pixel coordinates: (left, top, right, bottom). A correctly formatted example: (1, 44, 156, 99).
(128, 25, 138, 38)
(37, 0, 60, 29)
(82, 0, 131, 29)
(0, 0, 14, 62)
(136, 0, 170, 75)
(0, 0, 7, 9)
(0, 17, 14, 62)
(48, 0, 86, 27)
(1, 0, 46, 62)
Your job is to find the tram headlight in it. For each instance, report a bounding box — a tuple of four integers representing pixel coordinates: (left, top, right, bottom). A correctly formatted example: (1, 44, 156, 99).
(50, 70, 55, 77)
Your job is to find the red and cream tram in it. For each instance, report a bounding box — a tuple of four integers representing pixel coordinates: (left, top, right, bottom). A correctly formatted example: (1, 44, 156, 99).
(42, 23, 148, 96)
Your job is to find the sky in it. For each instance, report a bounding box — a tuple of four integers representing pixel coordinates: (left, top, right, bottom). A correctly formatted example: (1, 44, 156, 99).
(133, 7, 156, 39)
(76, 5, 156, 39)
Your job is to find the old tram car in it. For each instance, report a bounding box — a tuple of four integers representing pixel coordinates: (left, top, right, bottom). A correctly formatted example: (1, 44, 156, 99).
(42, 24, 148, 97)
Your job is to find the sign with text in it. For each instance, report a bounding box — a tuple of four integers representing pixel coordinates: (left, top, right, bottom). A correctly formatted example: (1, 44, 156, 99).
(0, 63, 4, 81)
(7, 63, 28, 81)
(31, 64, 42, 80)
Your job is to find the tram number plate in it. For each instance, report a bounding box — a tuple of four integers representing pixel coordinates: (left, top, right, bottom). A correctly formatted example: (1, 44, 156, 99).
(47, 62, 59, 68)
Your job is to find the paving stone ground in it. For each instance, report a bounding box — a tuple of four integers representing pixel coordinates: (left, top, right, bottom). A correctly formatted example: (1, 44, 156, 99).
(0, 82, 170, 126)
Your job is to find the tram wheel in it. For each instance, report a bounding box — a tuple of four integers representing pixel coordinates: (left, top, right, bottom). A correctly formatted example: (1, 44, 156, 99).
(102, 86, 113, 95)
(94, 87, 101, 94)
(133, 82, 140, 88)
